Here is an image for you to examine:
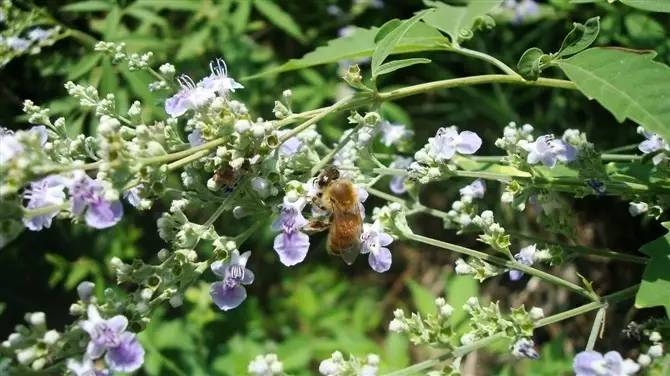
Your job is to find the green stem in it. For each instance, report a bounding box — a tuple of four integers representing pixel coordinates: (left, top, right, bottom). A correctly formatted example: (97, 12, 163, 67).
(406, 232, 596, 300)
(278, 95, 358, 143)
(384, 285, 638, 376)
(451, 47, 520, 77)
(603, 144, 640, 154)
(310, 122, 365, 177)
(509, 232, 648, 265)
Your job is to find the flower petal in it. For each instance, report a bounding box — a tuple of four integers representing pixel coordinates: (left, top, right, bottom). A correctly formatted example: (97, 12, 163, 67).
(573, 351, 603, 376)
(456, 131, 482, 155)
(106, 315, 128, 334)
(211, 260, 227, 278)
(369, 247, 392, 273)
(273, 231, 310, 266)
(210, 282, 247, 311)
(85, 200, 123, 229)
(105, 332, 145, 372)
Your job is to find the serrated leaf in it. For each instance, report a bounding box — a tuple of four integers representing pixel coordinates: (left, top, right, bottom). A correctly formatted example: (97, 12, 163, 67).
(558, 17, 600, 57)
(375, 58, 431, 77)
(421, 0, 502, 46)
(372, 12, 427, 77)
(556, 48, 670, 141)
(620, 0, 670, 12)
(246, 23, 446, 79)
(517, 47, 545, 81)
(253, 0, 305, 43)
(635, 231, 670, 317)
(60, 0, 112, 12)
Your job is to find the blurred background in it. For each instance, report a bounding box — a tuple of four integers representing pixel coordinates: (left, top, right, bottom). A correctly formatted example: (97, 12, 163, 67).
(1, 0, 670, 374)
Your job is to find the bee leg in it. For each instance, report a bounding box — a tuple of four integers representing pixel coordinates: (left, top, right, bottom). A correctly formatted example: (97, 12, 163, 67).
(303, 219, 330, 234)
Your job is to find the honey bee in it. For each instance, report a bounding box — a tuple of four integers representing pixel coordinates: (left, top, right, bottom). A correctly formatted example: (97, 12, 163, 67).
(312, 166, 363, 265)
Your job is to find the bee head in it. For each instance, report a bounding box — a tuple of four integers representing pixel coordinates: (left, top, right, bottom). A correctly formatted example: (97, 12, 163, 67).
(317, 166, 340, 188)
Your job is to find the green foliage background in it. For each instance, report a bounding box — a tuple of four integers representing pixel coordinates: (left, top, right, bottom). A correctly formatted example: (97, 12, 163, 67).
(1, 0, 670, 374)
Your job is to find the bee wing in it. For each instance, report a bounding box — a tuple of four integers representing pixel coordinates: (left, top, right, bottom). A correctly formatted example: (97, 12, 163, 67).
(303, 219, 330, 235)
(340, 243, 360, 265)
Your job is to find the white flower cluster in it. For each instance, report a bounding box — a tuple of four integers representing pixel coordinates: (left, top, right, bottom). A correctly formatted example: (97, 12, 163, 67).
(494, 122, 535, 155)
(637, 331, 664, 368)
(1, 311, 62, 371)
(319, 351, 379, 376)
(444, 179, 486, 229)
(389, 298, 455, 347)
(471, 210, 511, 256)
(248, 353, 284, 376)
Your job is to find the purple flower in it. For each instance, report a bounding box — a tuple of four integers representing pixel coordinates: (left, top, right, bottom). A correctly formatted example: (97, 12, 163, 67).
(379, 121, 412, 147)
(511, 338, 539, 359)
(509, 244, 537, 281)
(210, 250, 254, 311)
(123, 185, 143, 208)
(638, 128, 668, 165)
(504, 0, 540, 24)
(80, 305, 144, 373)
(0, 130, 23, 164)
(67, 356, 109, 376)
(574, 350, 639, 376)
(272, 199, 310, 266)
(429, 127, 482, 161)
(360, 221, 393, 273)
(23, 175, 68, 231)
(187, 129, 205, 147)
(200, 58, 243, 97)
(459, 179, 486, 199)
(6, 36, 30, 52)
(27, 28, 53, 42)
(279, 136, 303, 157)
(389, 156, 412, 194)
(522, 135, 577, 168)
(70, 172, 123, 229)
(164, 75, 215, 117)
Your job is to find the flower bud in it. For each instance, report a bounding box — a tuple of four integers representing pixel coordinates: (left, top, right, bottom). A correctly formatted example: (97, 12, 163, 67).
(169, 295, 183, 308)
(69, 303, 84, 316)
(77, 281, 95, 302)
(649, 331, 662, 342)
(43, 330, 60, 345)
(637, 353, 651, 367)
(28, 312, 45, 326)
(529, 307, 544, 321)
(16, 347, 36, 365)
(648, 344, 663, 358)
(234, 119, 251, 133)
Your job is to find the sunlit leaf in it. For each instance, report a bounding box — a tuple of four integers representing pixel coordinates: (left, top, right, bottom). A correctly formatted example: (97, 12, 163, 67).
(246, 23, 446, 79)
(421, 0, 502, 46)
(558, 17, 600, 57)
(375, 58, 431, 77)
(372, 12, 426, 77)
(620, 0, 670, 12)
(556, 48, 670, 141)
(407, 280, 436, 315)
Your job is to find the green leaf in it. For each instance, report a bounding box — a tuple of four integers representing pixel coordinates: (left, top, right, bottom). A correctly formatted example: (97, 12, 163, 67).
(407, 280, 436, 315)
(558, 17, 600, 57)
(374, 19, 402, 43)
(375, 58, 431, 77)
(232, 0, 252, 34)
(175, 28, 211, 61)
(620, 0, 670, 13)
(445, 274, 478, 327)
(517, 47, 545, 81)
(66, 54, 102, 81)
(421, 0, 502, 46)
(635, 228, 670, 317)
(383, 334, 410, 371)
(60, 0, 112, 12)
(246, 23, 446, 79)
(253, 0, 305, 43)
(372, 12, 427, 77)
(132, 0, 202, 11)
(556, 48, 670, 141)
